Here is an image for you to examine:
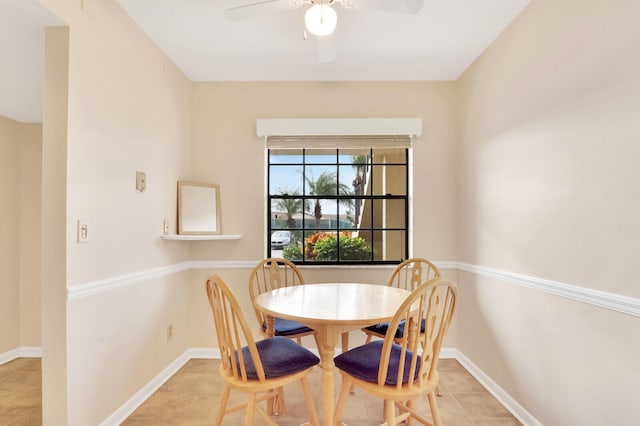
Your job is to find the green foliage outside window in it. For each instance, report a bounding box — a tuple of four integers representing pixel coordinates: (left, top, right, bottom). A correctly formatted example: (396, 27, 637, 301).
(315, 234, 373, 261)
(283, 242, 303, 260)
(282, 232, 373, 261)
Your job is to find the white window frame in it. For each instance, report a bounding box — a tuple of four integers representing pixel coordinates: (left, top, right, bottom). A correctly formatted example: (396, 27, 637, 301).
(258, 118, 421, 263)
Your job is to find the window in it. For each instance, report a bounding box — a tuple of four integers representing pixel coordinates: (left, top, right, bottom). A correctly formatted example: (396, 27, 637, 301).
(267, 143, 410, 264)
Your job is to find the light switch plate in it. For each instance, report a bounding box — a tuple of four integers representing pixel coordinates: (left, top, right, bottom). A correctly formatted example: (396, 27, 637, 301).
(136, 171, 146, 192)
(163, 219, 170, 235)
(77, 220, 89, 243)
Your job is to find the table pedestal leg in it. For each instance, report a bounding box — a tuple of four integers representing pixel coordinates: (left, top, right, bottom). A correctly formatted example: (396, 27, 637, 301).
(264, 314, 275, 337)
(316, 327, 339, 426)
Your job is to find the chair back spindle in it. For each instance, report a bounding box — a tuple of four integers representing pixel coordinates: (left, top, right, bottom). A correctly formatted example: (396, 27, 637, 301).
(377, 278, 456, 391)
(207, 275, 266, 383)
(388, 257, 441, 291)
(249, 258, 304, 327)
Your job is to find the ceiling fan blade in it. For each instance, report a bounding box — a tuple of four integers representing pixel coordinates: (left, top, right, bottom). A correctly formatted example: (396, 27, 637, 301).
(341, 0, 424, 14)
(316, 34, 337, 63)
(224, 0, 304, 20)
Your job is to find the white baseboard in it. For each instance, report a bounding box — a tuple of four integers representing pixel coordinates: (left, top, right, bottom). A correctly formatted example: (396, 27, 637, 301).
(0, 346, 42, 365)
(454, 349, 542, 426)
(0, 348, 23, 365)
(100, 350, 192, 426)
(439, 347, 457, 359)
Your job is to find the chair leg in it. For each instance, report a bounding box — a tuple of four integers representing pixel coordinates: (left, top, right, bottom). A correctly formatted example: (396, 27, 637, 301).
(267, 389, 275, 415)
(384, 399, 396, 426)
(300, 376, 320, 426)
(334, 376, 351, 425)
(406, 399, 415, 426)
(427, 391, 442, 426)
(360, 332, 373, 398)
(275, 386, 286, 414)
(255, 397, 278, 426)
(341, 333, 357, 395)
(214, 385, 231, 426)
(246, 394, 256, 426)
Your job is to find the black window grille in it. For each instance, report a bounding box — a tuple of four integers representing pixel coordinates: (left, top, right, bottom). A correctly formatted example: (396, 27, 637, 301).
(267, 147, 409, 265)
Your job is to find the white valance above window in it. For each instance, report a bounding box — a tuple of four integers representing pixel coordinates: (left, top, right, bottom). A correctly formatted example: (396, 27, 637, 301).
(256, 118, 422, 149)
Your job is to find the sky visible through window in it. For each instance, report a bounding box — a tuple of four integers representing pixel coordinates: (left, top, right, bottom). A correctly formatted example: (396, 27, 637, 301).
(270, 153, 359, 216)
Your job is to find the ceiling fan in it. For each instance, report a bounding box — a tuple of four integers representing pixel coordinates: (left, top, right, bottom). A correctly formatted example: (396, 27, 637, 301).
(224, 0, 425, 62)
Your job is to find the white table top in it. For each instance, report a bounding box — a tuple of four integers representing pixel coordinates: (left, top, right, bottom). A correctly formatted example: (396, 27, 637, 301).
(253, 282, 411, 326)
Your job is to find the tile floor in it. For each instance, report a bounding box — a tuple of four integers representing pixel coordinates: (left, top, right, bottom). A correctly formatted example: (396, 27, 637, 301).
(0, 357, 521, 425)
(123, 358, 520, 425)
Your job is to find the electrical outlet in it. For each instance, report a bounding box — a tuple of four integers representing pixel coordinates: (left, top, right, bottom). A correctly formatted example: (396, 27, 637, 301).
(163, 219, 170, 235)
(166, 323, 174, 341)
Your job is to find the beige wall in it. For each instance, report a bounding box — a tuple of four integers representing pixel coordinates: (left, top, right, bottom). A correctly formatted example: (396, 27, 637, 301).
(0, 117, 42, 355)
(39, 0, 192, 423)
(19, 122, 42, 347)
(187, 81, 460, 348)
(67, 270, 191, 423)
(0, 115, 21, 354)
(457, 0, 640, 424)
(41, 25, 69, 425)
(189, 82, 459, 262)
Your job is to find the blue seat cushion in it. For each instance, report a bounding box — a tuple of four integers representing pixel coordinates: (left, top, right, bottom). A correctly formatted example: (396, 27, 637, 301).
(237, 336, 320, 380)
(334, 340, 421, 385)
(262, 318, 314, 337)
(364, 318, 426, 338)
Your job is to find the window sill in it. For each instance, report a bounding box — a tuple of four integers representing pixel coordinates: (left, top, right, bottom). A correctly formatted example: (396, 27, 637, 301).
(161, 234, 242, 241)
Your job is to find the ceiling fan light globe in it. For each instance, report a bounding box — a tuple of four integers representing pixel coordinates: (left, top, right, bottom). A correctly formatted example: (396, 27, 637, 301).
(305, 4, 337, 37)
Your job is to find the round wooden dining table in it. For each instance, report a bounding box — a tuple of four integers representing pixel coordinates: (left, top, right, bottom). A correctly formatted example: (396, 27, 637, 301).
(253, 282, 411, 426)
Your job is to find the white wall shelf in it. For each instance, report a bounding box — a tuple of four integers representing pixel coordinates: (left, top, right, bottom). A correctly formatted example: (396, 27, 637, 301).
(161, 234, 242, 241)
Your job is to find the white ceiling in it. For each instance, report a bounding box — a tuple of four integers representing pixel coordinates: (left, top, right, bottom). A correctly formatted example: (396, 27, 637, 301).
(1, 0, 528, 123)
(0, 1, 63, 122)
(117, 0, 529, 81)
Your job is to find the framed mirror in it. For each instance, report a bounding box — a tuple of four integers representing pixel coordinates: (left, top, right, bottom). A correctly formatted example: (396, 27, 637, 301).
(178, 181, 221, 235)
